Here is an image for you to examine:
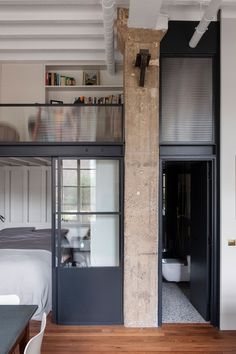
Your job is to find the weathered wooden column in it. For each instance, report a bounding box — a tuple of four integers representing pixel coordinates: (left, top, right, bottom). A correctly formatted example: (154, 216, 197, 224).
(117, 8, 165, 327)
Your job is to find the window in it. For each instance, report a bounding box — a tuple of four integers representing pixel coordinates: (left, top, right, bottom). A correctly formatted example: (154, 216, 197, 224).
(61, 160, 96, 213)
(55, 158, 120, 268)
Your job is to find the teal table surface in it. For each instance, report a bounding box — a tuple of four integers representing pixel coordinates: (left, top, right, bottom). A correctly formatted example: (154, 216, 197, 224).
(0, 305, 37, 354)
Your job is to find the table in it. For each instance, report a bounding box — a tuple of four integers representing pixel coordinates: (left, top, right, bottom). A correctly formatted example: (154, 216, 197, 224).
(0, 305, 38, 354)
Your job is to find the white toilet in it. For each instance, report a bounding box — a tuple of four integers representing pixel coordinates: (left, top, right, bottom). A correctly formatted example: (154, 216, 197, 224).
(162, 255, 190, 282)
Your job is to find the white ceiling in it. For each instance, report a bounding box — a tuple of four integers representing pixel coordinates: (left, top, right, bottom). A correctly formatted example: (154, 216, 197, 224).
(0, 0, 235, 68)
(0, 157, 51, 166)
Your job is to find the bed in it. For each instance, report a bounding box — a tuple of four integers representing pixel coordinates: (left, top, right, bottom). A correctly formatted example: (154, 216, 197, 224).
(0, 227, 71, 320)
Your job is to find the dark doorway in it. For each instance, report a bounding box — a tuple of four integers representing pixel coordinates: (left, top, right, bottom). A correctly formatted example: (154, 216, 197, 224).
(161, 160, 214, 323)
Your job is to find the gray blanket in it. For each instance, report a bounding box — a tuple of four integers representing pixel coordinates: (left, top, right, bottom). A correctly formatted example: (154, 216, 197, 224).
(0, 228, 71, 258)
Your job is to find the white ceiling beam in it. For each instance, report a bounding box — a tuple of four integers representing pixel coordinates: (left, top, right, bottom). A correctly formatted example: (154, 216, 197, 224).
(0, 51, 107, 61)
(1, 0, 235, 6)
(128, 0, 164, 29)
(0, 20, 103, 25)
(162, 1, 236, 21)
(0, 23, 104, 37)
(0, 159, 12, 165)
(0, 0, 128, 5)
(0, 39, 105, 50)
(0, 157, 51, 166)
(0, 0, 101, 4)
(163, 0, 236, 5)
(163, 4, 207, 21)
(155, 13, 169, 30)
(7, 157, 42, 166)
(34, 157, 51, 165)
(0, 34, 104, 40)
(0, 49, 122, 62)
(0, 5, 103, 22)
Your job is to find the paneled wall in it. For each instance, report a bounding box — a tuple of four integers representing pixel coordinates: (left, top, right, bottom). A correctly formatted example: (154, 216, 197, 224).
(0, 165, 51, 229)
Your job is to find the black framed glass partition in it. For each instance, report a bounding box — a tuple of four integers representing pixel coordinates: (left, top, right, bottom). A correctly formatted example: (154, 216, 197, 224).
(52, 157, 123, 324)
(53, 158, 121, 269)
(0, 103, 124, 324)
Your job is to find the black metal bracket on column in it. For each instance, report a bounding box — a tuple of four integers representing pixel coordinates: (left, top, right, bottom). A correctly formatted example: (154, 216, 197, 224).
(135, 49, 151, 87)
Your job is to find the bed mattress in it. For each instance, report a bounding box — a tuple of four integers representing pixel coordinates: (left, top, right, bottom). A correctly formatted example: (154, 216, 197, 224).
(0, 249, 51, 320)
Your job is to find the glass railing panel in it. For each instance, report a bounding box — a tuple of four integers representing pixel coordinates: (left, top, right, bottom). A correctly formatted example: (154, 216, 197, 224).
(0, 104, 123, 143)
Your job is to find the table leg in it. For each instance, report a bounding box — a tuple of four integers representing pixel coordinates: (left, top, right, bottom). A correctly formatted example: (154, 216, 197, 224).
(19, 324, 29, 354)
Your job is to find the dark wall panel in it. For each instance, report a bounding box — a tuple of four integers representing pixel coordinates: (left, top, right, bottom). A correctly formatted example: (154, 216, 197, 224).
(57, 268, 123, 325)
(161, 21, 220, 55)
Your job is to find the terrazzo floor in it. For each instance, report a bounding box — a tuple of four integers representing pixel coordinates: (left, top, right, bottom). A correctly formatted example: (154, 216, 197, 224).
(162, 281, 207, 323)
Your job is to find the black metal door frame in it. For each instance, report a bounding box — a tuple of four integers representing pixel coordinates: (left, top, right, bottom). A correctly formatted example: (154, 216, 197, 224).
(158, 155, 219, 327)
(0, 145, 124, 325)
(52, 155, 124, 325)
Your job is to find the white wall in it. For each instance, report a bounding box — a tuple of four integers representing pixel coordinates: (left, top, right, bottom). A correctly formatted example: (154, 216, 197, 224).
(0, 63, 44, 141)
(0, 64, 2, 103)
(220, 11, 236, 329)
(0, 63, 44, 103)
(0, 165, 51, 229)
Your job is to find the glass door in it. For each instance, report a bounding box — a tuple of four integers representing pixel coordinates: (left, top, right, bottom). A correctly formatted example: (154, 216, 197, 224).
(52, 157, 123, 324)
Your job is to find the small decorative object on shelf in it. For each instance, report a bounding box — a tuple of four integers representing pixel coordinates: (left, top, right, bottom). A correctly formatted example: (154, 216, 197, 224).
(74, 96, 85, 104)
(83, 70, 100, 86)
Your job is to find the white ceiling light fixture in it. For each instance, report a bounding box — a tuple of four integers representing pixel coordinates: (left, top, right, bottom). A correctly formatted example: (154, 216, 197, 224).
(189, 0, 222, 48)
(102, 0, 116, 74)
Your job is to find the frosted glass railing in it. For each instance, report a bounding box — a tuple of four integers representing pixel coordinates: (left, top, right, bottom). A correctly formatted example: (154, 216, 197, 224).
(0, 104, 123, 143)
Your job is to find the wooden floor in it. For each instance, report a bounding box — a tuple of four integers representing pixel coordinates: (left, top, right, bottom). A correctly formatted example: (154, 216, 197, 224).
(30, 315, 236, 354)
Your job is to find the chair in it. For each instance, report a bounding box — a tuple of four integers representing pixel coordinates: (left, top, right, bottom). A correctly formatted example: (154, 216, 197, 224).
(0, 294, 20, 304)
(0, 122, 20, 142)
(24, 312, 47, 354)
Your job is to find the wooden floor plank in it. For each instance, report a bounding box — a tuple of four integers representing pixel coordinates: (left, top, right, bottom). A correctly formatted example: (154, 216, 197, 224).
(29, 314, 236, 354)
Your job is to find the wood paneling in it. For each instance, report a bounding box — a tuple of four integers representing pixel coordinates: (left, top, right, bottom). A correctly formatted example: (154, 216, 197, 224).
(29, 314, 236, 354)
(0, 165, 51, 228)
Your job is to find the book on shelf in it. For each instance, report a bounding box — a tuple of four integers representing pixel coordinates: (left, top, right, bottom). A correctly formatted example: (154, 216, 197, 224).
(73, 93, 123, 105)
(45, 71, 76, 86)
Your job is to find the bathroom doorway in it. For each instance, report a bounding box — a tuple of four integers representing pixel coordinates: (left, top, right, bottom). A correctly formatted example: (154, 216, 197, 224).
(159, 159, 217, 324)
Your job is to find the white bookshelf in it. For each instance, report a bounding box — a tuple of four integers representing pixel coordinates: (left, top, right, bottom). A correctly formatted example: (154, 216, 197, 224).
(44, 64, 123, 103)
